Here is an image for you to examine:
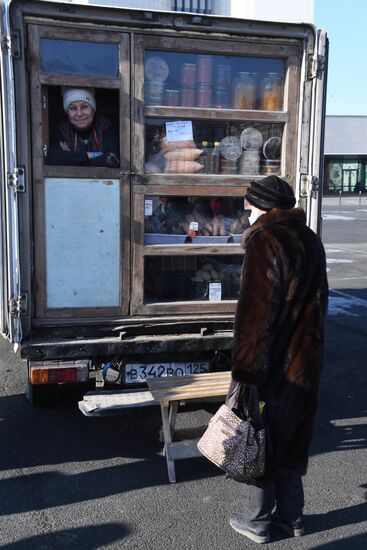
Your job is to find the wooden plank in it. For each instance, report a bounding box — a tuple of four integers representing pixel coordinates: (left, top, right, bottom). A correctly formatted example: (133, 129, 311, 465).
(166, 439, 202, 460)
(151, 384, 230, 400)
(142, 174, 257, 186)
(143, 244, 244, 255)
(133, 184, 247, 196)
(160, 402, 177, 482)
(39, 74, 121, 88)
(282, 55, 301, 183)
(135, 34, 300, 58)
(138, 301, 237, 316)
(145, 106, 288, 123)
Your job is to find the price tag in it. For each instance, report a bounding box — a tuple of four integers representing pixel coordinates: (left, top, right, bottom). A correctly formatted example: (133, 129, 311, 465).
(209, 282, 222, 302)
(165, 121, 193, 142)
(189, 221, 199, 231)
(144, 199, 153, 216)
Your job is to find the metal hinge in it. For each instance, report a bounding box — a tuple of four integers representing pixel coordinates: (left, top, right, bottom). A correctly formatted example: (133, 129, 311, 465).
(7, 166, 26, 193)
(307, 54, 326, 80)
(300, 175, 319, 198)
(0, 30, 21, 58)
(9, 293, 28, 317)
(42, 95, 48, 110)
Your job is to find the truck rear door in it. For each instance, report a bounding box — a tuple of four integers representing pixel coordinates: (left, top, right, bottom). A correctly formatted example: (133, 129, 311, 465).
(300, 28, 328, 235)
(0, 10, 23, 344)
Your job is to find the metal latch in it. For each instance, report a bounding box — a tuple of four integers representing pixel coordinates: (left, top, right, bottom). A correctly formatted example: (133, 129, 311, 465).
(7, 166, 26, 193)
(300, 175, 319, 199)
(307, 54, 326, 80)
(9, 293, 28, 317)
(0, 30, 21, 58)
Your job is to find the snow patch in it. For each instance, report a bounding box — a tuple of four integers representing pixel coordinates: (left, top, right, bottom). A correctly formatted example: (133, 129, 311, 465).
(327, 259, 353, 264)
(323, 214, 355, 221)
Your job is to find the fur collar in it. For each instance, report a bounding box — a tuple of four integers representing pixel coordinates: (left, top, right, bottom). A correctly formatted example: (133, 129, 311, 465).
(241, 208, 306, 248)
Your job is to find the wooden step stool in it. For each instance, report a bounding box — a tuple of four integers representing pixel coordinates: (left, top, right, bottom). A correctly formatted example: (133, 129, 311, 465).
(147, 371, 231, 483)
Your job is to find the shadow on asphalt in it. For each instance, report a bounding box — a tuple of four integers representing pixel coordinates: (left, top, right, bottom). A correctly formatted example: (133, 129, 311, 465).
(1, 523, 130, 550)
(310, 298, 367, 459)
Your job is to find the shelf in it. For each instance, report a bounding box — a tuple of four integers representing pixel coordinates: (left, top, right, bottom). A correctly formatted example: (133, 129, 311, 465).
(145, 105, 289, 122)
(143, 243, 244, 255)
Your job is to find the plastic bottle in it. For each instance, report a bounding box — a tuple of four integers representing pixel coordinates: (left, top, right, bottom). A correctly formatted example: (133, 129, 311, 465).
(199, 140, 209, 173)
(207, 141, 220, 174)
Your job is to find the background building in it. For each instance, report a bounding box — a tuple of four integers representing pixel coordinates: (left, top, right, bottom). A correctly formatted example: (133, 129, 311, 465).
(59, 0, 314, 23)
(323, 116, 367, 194)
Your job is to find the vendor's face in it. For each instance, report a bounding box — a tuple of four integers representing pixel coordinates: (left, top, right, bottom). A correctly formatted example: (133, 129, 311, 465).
(67, 101, 95, 130)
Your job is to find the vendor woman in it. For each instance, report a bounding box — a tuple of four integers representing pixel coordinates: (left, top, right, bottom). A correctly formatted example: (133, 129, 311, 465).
(48, 87, 119, 167)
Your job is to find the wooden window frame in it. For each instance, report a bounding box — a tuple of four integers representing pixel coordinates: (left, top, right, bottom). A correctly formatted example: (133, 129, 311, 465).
(28, 24, 131, 319)
(131, 33, 301, 315)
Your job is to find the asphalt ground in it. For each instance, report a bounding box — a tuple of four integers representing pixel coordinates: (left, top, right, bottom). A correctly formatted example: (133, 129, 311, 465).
(0, 196, 366, 549)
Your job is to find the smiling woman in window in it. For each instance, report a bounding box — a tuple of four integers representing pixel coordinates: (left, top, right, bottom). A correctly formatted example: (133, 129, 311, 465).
(48, 87, 119, 167)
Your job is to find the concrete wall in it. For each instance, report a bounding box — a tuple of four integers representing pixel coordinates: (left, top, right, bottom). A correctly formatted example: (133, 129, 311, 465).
(324, 116, 367, 156)
(213, 0, 314, 23)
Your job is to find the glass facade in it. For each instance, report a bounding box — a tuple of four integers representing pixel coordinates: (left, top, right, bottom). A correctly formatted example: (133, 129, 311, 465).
(324, 157, 367, 194)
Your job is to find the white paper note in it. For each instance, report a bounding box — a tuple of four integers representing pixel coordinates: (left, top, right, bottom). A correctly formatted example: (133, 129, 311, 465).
(145, 199, 153, 216)
(165, 120, 193, 142)
(209, 282, 222, 301)
(189, 221, 199, 231)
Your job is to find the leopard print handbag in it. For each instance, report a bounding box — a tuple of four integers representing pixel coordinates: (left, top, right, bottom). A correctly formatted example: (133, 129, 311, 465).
(197, 386, 266, 482)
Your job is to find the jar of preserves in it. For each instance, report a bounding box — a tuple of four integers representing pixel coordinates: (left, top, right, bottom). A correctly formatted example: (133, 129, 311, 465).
(164, 89, 180, 106)
(239, 150, 260, 175)
(214, 86, 230, 109)
(232, 72, 256, 110)
(145, 80, 165, 105)
(180, 87, 195, 107)
(181, 63, 197, 87)
(197, 55, 213, 85)
(259, 73, 283, 111)
(196, 84, 212, 108)
(217, 64, 231, 87)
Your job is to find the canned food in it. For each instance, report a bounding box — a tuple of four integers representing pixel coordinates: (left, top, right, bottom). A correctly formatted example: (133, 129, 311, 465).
(260, 159, 281, 175)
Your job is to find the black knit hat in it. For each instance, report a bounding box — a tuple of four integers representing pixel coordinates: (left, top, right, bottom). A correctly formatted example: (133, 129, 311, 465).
(245, 176, 296, 211)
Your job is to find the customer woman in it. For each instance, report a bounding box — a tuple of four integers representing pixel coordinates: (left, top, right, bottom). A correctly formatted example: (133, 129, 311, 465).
(48, 87, 119, 167)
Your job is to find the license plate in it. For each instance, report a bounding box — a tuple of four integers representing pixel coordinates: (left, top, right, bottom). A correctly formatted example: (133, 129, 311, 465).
(124, 362, 210, 383)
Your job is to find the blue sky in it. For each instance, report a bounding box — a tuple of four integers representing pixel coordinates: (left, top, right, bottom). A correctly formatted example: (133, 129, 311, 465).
(315, 0, 367, 116)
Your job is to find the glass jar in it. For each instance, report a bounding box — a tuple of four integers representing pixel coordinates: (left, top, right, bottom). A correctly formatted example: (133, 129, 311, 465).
(164, 89, 180, 106)
(196, 84, 212, 108)
(180, 87, 195, 107)
(145, 80, 165, 105)
(181, 63, 196, 87)
(214, 86, 230, 109)
(217, 64, 231, 87)
(259, 73, 283, 111)
(197, 55, 213, 85)
(232, 72, 256, 110)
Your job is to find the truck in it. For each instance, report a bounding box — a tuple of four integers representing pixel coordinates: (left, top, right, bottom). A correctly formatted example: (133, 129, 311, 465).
(0, 0, 328, 405)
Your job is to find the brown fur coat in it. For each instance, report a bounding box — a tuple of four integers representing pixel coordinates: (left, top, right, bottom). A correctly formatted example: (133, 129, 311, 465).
(232, 208, 328, 476)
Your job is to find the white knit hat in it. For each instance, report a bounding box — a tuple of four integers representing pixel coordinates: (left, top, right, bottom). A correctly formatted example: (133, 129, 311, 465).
(62, 87, 96, 112)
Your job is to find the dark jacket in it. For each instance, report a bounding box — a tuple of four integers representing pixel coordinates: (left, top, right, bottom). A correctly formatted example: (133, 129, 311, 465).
(48, 115, 119, 167)
(231, 207, 328, 476)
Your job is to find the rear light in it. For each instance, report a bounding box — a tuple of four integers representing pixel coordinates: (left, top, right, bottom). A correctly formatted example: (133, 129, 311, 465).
(29, 360, 90, 385)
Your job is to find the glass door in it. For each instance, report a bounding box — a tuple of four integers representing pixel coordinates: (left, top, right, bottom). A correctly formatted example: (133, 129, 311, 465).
(131, 33, 302, 315)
